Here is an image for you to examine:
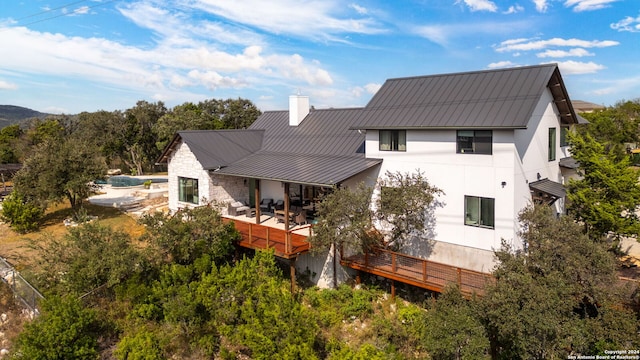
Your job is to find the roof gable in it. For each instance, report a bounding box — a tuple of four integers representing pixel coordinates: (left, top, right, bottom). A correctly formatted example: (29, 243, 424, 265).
(157, 130, 264, 170)
(351, 64, 579, 129)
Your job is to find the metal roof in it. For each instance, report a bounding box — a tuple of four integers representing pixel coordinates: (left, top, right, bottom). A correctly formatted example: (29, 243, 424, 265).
(529, 178, 566, 198)
(559, 157, 579, 169)
(157, 108, 379, 186)
(157, 130, 264, 170)
(249, 108, 366, 156)
(216, 152, 382, 187)
(350, 64, 580, 130)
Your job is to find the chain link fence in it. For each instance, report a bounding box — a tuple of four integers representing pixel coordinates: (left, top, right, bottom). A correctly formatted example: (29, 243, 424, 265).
(0, 257, 43, 315)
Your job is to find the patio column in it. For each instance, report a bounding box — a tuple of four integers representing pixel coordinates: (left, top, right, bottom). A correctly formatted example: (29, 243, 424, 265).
(284, 182, 290, 231)
(254, 179, 261, 224)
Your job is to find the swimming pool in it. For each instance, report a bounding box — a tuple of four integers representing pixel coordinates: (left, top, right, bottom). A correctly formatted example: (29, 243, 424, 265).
(96, 176, 168, 188)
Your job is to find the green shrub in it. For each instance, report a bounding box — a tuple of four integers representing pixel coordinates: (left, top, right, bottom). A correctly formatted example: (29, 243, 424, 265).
(115, 328, 164, 360)
(0, 191, 43, 233)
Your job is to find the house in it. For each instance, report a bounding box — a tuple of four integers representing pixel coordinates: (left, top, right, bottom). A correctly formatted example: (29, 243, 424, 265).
(158, 63, 583, 290)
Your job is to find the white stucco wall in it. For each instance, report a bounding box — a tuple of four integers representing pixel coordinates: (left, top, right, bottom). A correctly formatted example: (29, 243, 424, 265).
(362, 91, 565, 271)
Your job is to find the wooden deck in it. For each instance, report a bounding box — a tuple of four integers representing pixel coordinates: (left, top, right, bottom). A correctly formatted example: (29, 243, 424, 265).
(224, 217, 311, 259)
(341, 248, 493, 297)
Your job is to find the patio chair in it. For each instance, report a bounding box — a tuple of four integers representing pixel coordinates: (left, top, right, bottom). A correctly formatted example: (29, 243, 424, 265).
(274, 199, 284, 211)
(294, 209, 307, 225)
(228, 201, 250, 216)
(259, 198, 273, 213)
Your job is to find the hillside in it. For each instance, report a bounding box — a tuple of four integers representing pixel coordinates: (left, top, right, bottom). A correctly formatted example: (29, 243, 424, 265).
(0, 105, 50, 128)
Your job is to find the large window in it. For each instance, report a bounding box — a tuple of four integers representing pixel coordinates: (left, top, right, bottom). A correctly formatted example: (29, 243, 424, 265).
(178, 177, 199, 204)
(548, 127, 556, 161)
(456, 130, 492, 154)
(464, 195, 495, 229)
(379, 130, 406, 151)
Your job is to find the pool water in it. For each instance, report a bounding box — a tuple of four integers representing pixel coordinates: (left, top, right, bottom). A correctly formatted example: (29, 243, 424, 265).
(95, 176, 168, 188)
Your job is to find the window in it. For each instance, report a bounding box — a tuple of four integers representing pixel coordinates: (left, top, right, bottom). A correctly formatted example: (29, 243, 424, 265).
(456, 130, 492, 154)
(560, 126, 569, 147)
(464, 196, 495, 229)
(178, 177, 199, 204)
(379, 130, 406, 151)
(548, 127, 556, 161)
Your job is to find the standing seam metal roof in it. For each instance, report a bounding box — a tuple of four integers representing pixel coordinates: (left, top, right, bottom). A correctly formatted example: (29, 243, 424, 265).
(350, 64, 577, 129)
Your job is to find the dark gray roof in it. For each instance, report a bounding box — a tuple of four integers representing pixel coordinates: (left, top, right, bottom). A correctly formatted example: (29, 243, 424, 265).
(249, 108, 366, 156)
(218, 107, 377, 186)
(529, 178, 566, 198)
(350, 64, 580, 130)
(158, 108, 380, 186)
(216, 152, 382, 187)
(559, 157, 579, 169)
(157, 130, 264, 170)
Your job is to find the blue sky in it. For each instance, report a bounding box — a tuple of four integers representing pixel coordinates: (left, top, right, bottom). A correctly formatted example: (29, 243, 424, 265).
(0, 0, 638, 114)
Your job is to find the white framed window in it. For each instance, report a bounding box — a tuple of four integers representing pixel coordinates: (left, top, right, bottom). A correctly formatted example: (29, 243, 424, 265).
(464, 195, 495, 229)
(178, 177, 199, 204)
(379, 130, 406, 151)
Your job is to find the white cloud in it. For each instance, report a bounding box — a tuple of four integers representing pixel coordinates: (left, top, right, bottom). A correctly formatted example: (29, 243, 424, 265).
(611, 15, 640, 32)
(0, 80, 18, 90)
(504, 5, 524, 14)
(554, 60, 605, 74)
(187, 0, 386, 42)
(495, 37, 619, 52)
(533, 0, 548, 12)
(564, 0, 618, 12)
(536, 48, 594, 58)
(364, 83, 381, 94)
(414, 20, 535, 46)
(456, 0, 498, 12)
(349, 3, 368, 15)
(73, 6, 90, 15)
(487, 61, 518, 69)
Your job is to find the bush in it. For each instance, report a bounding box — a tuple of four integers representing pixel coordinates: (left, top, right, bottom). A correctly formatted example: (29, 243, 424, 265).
(0, 191, 43, 233)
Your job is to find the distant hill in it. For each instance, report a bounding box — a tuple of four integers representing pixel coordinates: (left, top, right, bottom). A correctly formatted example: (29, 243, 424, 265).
(0, 105, 51, 128)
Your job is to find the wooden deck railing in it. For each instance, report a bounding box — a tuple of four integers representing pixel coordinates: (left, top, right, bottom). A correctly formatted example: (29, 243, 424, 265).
(225, 219, 311, 259)
(341, 248, 493, 296)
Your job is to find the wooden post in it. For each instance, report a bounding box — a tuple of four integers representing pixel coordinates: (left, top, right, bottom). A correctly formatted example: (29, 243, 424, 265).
(390, 279, 396, 299)
(391, 253, 397, 273)
(254, 179, 261, 224)
(356, 271, 361, 285)
(290, 258, 296, 293)
(284, 183, 290, 231)
(457, 268, 462, 288)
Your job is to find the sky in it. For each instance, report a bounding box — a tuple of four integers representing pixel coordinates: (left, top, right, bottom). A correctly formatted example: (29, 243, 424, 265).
(0, 0, 639, 115)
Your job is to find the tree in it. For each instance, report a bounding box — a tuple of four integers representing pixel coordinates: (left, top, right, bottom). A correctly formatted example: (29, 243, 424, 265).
(310, 171, 442, 254)
(11, 295, 102, 360)
(0, 124, 22, 163)
(13, 138, 105, 210)
(566, 131, 640, 240)
(140, 205, 238, 265)
(578, 99, 640, 158)
(377, 170, 443, 250)
(30, 223, 146, 296)
(153, 98, 262, 152)
(480, 205, 638, 358)
(423, 285, 489, 360)
(0, 191, 43, 233)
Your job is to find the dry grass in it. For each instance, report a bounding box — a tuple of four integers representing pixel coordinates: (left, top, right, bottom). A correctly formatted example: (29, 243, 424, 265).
(0, 202, 146, 269)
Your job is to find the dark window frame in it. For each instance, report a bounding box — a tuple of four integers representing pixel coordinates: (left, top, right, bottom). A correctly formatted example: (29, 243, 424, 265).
(456, 130, 492, 155)
(560, 126, 569, 147)
(178, 177, 199, 204)
(464, 195, 495, 229)
(549, 127, 557, 161)
(379, 130, 407, 152)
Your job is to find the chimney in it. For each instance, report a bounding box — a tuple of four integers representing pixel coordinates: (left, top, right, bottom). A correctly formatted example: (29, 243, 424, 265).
(289, 94, 309, 126)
